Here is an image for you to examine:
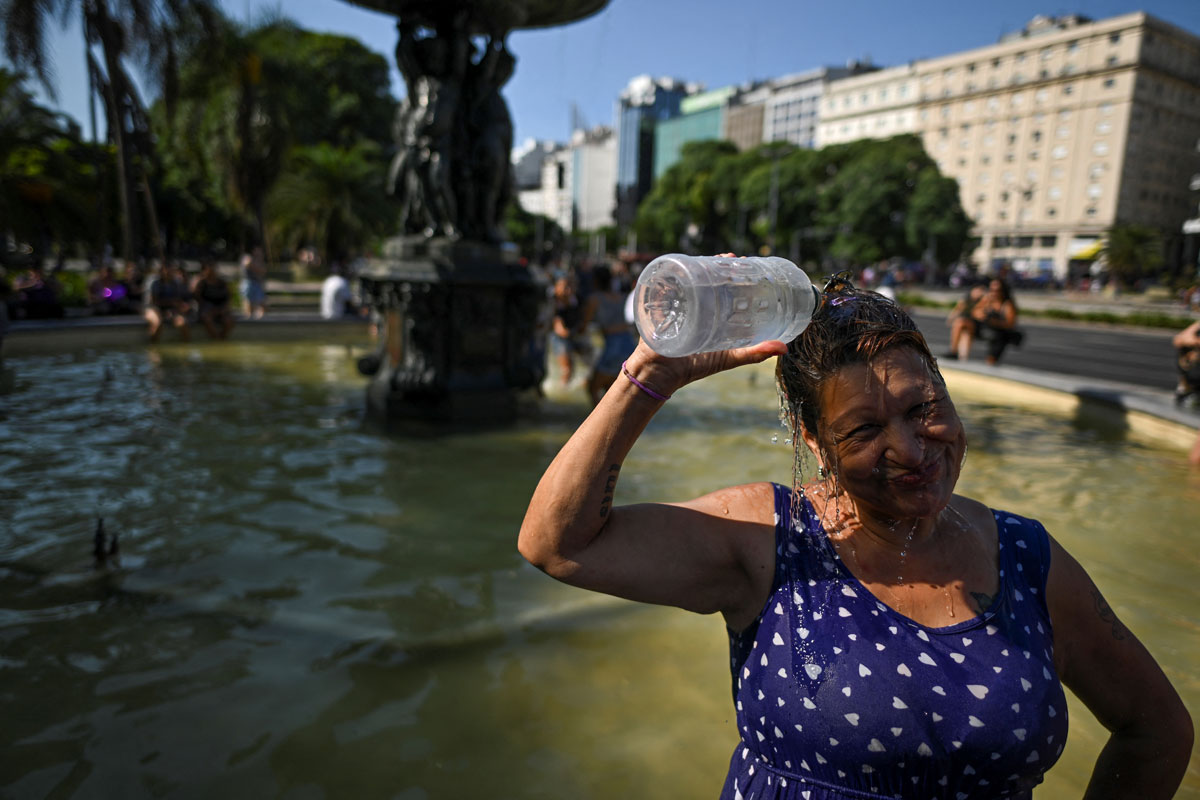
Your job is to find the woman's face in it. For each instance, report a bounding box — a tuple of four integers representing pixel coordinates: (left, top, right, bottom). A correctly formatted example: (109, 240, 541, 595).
(804, 347, 966, 522)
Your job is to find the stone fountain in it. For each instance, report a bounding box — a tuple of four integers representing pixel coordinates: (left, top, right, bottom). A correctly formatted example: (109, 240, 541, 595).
(343, 0, 609, 424)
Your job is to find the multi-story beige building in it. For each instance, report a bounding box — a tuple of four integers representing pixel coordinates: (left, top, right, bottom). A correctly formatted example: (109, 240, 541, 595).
(817, 13, 1200, 279)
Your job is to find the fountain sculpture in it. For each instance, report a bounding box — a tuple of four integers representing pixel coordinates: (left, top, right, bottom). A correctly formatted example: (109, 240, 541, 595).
(343, 0, 609, 424)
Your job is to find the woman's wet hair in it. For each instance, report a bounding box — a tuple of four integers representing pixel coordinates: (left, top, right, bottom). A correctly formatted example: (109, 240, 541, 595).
(776, 276, 941, 443)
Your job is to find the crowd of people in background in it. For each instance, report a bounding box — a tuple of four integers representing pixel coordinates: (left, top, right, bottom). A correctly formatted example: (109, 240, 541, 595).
(0, 252, 273, 343)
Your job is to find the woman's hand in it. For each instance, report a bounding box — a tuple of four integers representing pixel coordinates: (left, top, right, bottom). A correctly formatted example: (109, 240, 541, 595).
(622, 251, 789, 397)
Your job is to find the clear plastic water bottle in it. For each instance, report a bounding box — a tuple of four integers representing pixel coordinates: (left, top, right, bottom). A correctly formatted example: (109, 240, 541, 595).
(632, 254, 822, 357)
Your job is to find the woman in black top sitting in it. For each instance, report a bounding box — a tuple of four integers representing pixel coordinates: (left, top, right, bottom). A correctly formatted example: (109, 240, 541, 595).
(193, 259, 234, 340)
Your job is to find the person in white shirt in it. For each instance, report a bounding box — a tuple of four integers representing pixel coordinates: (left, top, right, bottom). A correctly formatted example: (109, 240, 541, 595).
(320, 265, 353, 319)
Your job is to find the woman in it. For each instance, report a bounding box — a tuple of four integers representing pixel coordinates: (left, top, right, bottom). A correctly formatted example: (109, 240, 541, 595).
(519, 276, 1191, 798)
(964, 278, 1021, 365)
(193, 259, 234, 340)
(944, 283, 985, 361)
(578, 263, 637, 405)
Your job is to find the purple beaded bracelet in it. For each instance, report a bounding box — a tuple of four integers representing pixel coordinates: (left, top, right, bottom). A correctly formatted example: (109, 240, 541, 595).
(621, 361, 672, 402)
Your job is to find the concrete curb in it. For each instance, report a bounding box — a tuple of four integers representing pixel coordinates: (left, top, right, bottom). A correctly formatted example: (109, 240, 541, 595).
(941, 361, 1199, 455)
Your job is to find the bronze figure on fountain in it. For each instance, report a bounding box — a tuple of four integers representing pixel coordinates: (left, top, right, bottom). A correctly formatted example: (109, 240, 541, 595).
(340, 0, 609, 425)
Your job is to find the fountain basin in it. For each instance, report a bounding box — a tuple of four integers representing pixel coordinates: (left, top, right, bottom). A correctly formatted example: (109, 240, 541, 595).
(0, 340, 1195, 798)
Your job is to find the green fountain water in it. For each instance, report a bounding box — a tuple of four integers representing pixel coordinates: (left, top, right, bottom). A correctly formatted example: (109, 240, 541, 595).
(0, 339, 1196, 798)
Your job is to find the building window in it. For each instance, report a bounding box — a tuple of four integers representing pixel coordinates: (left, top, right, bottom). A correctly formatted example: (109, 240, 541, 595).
(1052, 145, 1068, 159)
(1036, 89, 1049, 103)
(1040, 235, 1058, 247)
(1062, 83, 1074, 95)
(1106, 55, 1119, 67)
(1088, 183, 1102, 198)
(1007, 133, 1017, 145)
(1029, 150, 1039, 160)
(1093, 141, 1109, 155)
(1100, 102, 1113, 115)
(1096, 120, 1112, 134)
(1067, 41, 1079, 53)
(1109, 32, 1120, 44)
(1056, 126, 1070, 139)
(992, 58, 1001, 68)
(1047, 186, 1062, 200)
(1047, 207, 1057, 217)
(981, 154, 991, 165)
(1051, 166, 1064, 179)
(976, 193, 986, 204)
(1031, 130, 1042, 142)
(1103, 78, 1116, 89)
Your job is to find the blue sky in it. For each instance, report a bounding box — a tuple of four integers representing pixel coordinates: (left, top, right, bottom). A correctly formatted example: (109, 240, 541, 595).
(20, 0, 1200, 148)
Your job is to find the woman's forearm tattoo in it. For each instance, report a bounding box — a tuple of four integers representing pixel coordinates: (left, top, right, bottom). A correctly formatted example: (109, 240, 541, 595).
(598, 464, 619, 518)
(1091, 588, 1128, 641)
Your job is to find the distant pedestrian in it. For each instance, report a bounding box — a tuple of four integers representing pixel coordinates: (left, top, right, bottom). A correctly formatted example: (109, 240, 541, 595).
(578, 263, 636, 406)
(240, 247, 268, 319)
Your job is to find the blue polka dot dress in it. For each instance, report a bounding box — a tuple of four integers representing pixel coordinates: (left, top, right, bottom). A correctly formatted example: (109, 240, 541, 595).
(719, 484, 1068, 799)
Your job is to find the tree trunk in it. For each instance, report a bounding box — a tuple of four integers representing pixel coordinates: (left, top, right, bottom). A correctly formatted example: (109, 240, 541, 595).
(90, 6, 138, 261)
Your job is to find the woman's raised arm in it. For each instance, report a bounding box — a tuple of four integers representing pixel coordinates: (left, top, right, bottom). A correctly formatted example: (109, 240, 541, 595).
(518, 338, 786, 625)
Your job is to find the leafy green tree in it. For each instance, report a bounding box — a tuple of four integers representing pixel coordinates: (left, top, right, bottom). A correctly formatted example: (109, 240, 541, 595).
(505, 202, 563, 263)
(0, 67, 113, 264)
(1, 0, 219, 259)
(267, 141, 392, 263)
(158, 14, 397, 256)
(634, 139, 739, 253)
(1101, 223, 1164, 289)
(630, 134, 973, 269)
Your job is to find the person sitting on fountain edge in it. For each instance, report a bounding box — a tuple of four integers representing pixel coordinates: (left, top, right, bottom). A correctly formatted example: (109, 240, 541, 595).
(518, 271, 1191, 799)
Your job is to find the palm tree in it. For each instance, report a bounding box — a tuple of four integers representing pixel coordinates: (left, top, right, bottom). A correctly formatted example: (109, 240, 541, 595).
(0, 0, 217, 260)
(1101, 223, 1164, 290)
(267, 141, 392, 263)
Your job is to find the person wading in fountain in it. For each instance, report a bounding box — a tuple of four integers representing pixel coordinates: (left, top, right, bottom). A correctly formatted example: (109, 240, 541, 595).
(519, 274, 1191, 799)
